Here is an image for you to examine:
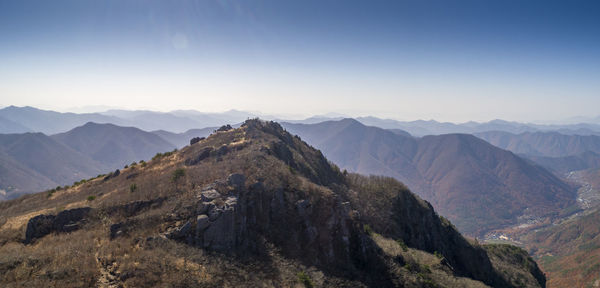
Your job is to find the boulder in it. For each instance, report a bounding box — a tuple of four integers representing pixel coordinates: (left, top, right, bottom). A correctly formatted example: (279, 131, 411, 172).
(25, 214, 56, 244)
(53, 207, 91, 232)
(185, 147, 213, 166)
(24, 207, 91, 244)
(203, 205, 236, 251)
(189, 137, 204, 145)
(110, 223, 124, 239)
(216, 124, 233, 132)
(196, 215, 210, 231)
(227, 174, 245, 190)
(200, 189, 221, 202)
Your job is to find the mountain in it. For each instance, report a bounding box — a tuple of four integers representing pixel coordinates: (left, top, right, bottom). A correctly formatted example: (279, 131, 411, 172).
(0, 115, 31, 134)
(152, 127, 215, 148)
(476, 131, 600, 157)
(52, 122, 177, 168)
(0, 106, 124, 134)
(283, 119, 577, 236)
(0, 106, 253, 135)
(0, 149, 56, 199)
(356, 116, 600, 137)
(102, 109, 255, 133)
(0, 132, 105, 199)
(521, 207, 600, 288)
(0, 119, 544, 287)
(525, 151, 600, 174)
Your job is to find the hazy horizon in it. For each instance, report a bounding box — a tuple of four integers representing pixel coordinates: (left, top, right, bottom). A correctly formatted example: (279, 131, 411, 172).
(3, 104, 600, 126)
(1, 1, 599, 123)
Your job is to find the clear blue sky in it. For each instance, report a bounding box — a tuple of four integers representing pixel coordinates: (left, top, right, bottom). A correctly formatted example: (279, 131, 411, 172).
(1, 0, 599, 122)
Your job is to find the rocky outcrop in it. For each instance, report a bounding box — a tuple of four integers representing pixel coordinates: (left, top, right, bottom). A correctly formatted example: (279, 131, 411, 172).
(103, 169, 120, 181)
(165, 173, 377, 279)
(184, 147, 213, 166)
(189, 136, 204, 145)
(25, 207, 91, 244)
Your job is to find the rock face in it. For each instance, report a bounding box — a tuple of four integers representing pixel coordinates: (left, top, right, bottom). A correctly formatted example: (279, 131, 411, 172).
(189, 136, 204, 145)
(25, 207, 91, 244)
(166, 172, 374, 277)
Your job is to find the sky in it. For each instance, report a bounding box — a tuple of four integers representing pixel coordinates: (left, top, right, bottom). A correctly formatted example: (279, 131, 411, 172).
(0, 0, 599, 123)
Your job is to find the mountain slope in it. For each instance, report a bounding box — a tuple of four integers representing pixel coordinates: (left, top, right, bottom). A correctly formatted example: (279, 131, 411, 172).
(0, 115, 31, 134)
(152, 127, 215, 148)
(525, 151, 600, 173)
(521, 207, 600, 288)
(476, 131, 600, 157)
(52, 122, 177, 168)
(0, 149, 56, 200)
(284, 119, 577, 236)
(0, 133, 105, 198)
(0, 119, 544, 287)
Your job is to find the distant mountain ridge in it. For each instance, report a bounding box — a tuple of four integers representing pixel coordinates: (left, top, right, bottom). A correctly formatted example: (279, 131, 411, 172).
(0, 106, 258, 134)
(4, 105, 600, 136)
(52, 122, 177, 168)
(284, 119, 577, 236)
(0, 122, 181, 199)
(476, 131, 600, 157)
(0, 132, 105, 199)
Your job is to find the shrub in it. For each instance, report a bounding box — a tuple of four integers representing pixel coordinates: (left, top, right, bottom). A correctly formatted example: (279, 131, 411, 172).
(172, 168, 185, 182)
(296, 271, 313, 288)
(87, 196, 96, 201)
(190, 137, 203, 145)
(152, 153, 163, 161)
(434, 251, 444, 260)
(396, 239, 408, 252)
(130, 183, 137, 193)
(364, 224, 374, 235)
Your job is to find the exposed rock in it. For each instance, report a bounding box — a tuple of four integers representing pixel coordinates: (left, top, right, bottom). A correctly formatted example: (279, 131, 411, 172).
(110, 223, 124, 239)
(189, 137, 204, 145)
(208, 205, 223, 221)
(125, 173, 139, 180)
(184, 147, 213, 166)
(296, 199, 312, 218)
(216, 124, 233, 132)
(168, 221, 192, 241)
(227, 173, 245, 190)
(103, 169, 121, 181)
(24, 207, 91, 244)
(24, 215, 55, 244)
(196, 215, 210, 231)
(199, 189, 221, 202)
(202, 204, 236, 251)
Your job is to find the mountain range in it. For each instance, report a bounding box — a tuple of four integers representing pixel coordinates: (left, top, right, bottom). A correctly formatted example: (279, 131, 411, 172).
(283, 119, 577, 236)
(5, 105, 600, 137)
(0, 123, 177, 200)
(0, 119, 545, 287)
